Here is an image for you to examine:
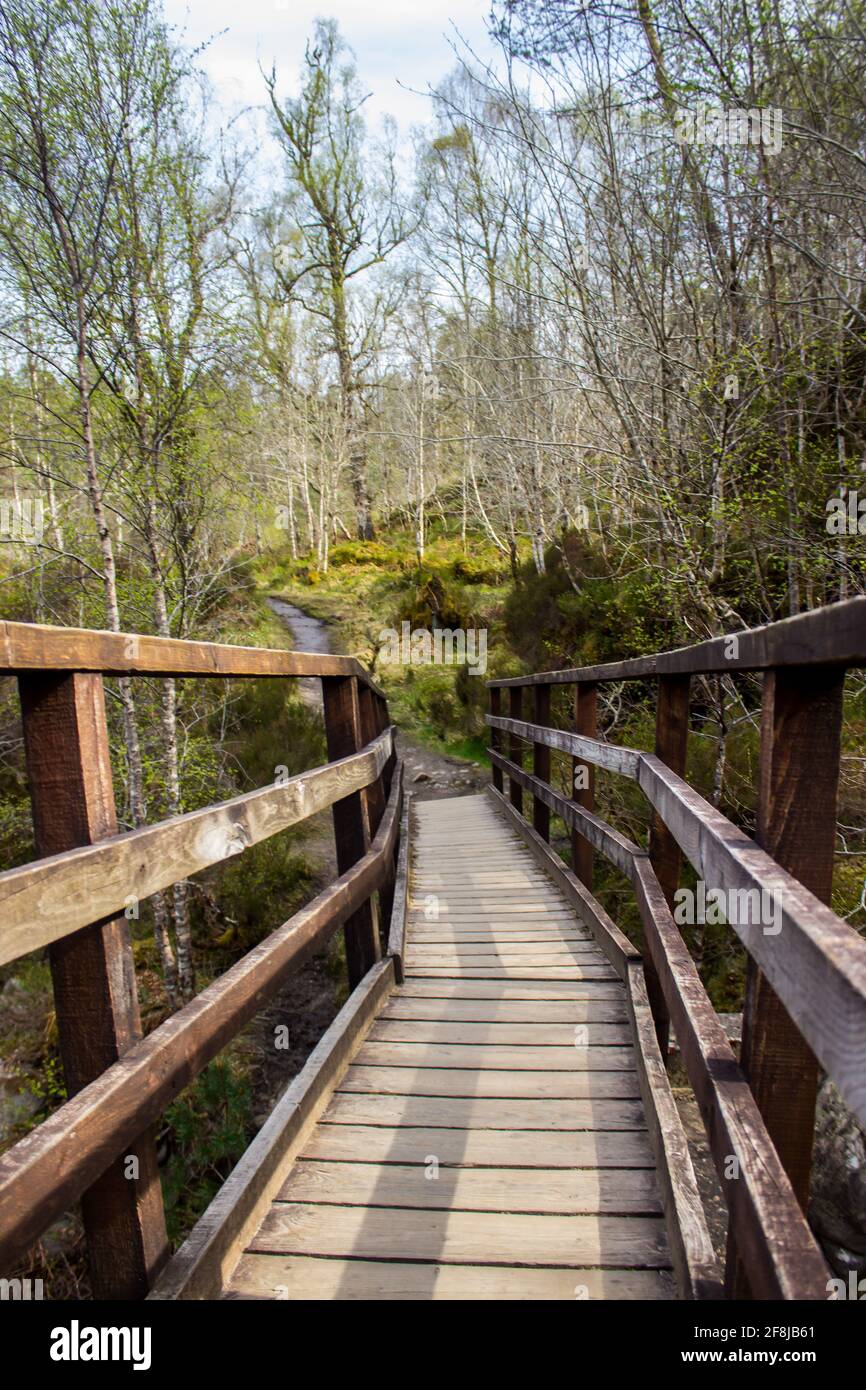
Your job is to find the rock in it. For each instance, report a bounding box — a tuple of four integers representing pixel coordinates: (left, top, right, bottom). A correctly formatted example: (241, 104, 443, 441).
(809, 1078, 866, 1277)
(412, 772, 431, 783)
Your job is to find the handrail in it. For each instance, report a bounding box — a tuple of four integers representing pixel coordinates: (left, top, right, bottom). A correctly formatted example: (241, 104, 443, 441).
(488, 713, 866, 1131)
(0, 763, 403, 1274)
(488, 594, 866, 685)
(0, 618, 385, 695)
(0, 727, 394, 967)
(486, 599, 866, 1299)
(0, 619, 400, 1298)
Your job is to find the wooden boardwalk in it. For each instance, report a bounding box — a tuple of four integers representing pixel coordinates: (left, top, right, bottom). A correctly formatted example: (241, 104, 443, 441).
(225, 795, 675, 1299)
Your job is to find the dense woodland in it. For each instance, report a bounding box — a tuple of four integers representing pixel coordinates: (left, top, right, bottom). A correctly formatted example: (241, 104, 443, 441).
(1, 0, 866, 1284)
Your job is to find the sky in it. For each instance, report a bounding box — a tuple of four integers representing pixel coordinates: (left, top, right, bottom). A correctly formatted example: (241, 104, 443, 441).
(161, 0, 504, 138)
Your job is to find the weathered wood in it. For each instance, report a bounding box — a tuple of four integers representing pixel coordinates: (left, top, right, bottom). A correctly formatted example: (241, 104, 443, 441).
(341, 1065, 641, 1100)
(18, 672, 168, 1300)
(276, 1160, 660, 1214)
(250, 1203, 670, 1268)
(0, 769, 401, 1276)
(486, 595, 866, 685)
(0, 618, 385, 691)
(508, 687, 524, 812)
(0, 726, 393, 968)
(646, 674, 690, 1055)
(301, 1122, 653, 1168)
(488, 713, 641, 777)
(624, 960, 722, 1300)
(386, 790, 411, 983)
(532, 683, 551, 840)
(572, 681, 597, 886)
(322, 675, 381, 988)
(489, 687, 503, 792)
(148, 958, 395, 1300)
(225, 1255, 672, 1301)
(629, 857, 831, 1299)
(487, 786, 640, 977)
(729, 666, 844, 1297)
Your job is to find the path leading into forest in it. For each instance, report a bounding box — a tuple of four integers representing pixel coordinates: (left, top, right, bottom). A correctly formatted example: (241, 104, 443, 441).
(267, 595, 487, 800)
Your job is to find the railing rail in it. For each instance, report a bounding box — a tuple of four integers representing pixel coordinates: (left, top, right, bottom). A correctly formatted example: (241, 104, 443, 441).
(486, 595, 866, 1300)
(0, 621, 399, 1299)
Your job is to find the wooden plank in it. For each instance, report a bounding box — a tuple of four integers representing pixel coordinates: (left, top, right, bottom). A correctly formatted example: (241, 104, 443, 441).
(508, 686, 525, 813)
(339, 1065, 642, 1100)
(488, 714, 641, 777)
(572, 681, 597, 886)
(406, 943, 601, 958)
(318, 1093, 648, 1130)
(18, 672, 168, 1300)
(730, 665, 844, 1297)
(624, 960, 722, 1300)
(396, 980, 624, 999)
(646, 674, 690, 1054)
(532, 683, 551, 840)
(148, 959, 395, 1300)
(322, 675, 381, 988)
(365, 1020, 632, 1048)
(225, 1255, 674, 1300)
(357, 1040, 634, 1067)
(250, 1202, 671, 1268)
(0, 770, 402, 1276)
(489, 687, 503, 792)
(404, 967, 620, 980)
(301, 1122, 656, 1168)
(386, 790, 411, 983)
(276, 1160, 661, 1214)
(0, 617, 386, 687)
(487, 787, 639, 977)
(380, 997, 629, 1024)
(0, 726, 393, 968)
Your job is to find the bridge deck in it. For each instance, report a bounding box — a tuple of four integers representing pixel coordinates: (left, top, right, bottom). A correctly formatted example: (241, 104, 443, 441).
(225, 794, 676, 1299)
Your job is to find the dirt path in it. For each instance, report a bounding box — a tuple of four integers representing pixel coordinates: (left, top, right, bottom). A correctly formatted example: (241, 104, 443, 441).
(267, 595, 488, 801)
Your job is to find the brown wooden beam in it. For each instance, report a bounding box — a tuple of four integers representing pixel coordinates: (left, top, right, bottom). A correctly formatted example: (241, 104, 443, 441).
(571, 682, 597, 888)
(727, 665, 844, 1297)
(18, 672, 168, 1299)
(322, 675, 381, 988)
(646, 675, 690, 1056)
(489, 687, 503, 792)
(532, 684, 551, 841)
(508, 687, 524, 814)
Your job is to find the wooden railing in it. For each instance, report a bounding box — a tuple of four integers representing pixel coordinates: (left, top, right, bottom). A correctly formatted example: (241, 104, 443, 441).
(0, 621, 401, 1299)
(487, 596, 866, 1300)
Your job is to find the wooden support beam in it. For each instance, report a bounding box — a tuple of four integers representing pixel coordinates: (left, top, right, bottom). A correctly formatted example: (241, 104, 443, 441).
(18, 673, 168, 1300)
(490, 688, 503, 792)
(646, 675, 690, 1057)
(571, 682, 597, 887)
(322, 675, 381, 989)
(727, 665, 844, 1297)
(508, 687, 524, 813)
(532, 684, 551, 841)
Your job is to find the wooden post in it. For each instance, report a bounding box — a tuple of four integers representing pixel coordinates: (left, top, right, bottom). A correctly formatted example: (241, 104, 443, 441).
(533, 683, 551, 841)
(490, 687, 503, 792)
(726, 664, 844, 1297)
(321, 674, 381, 989)
(358, 683, 386, 838)
(571, 681, 597, 887)
(646, 675, 690, 1056)
(509, 687, 524, 814)
(18, 672, 168, 1299)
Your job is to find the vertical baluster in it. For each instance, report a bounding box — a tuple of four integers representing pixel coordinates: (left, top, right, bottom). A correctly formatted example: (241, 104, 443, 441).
(490, 686, 503, 791)
(321, 674, 381, 988)
(646, 675, 690, 1055)
(726, 664, 844, 1297)
(509, 686, 524, 813)
(571, 681, 597, 887)
(18, 672, 168, 1299)
(533, 683, 551, 841)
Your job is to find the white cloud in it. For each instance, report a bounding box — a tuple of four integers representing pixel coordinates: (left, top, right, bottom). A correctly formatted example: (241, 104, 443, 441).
(162, 0, 501, 135)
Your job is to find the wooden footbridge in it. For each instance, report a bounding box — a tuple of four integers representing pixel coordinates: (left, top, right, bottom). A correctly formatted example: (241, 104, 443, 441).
(1, 600, 866, 1300)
